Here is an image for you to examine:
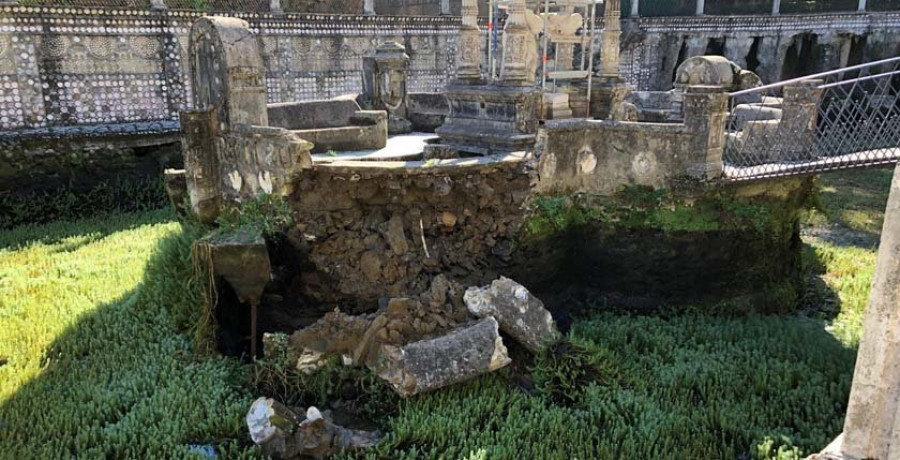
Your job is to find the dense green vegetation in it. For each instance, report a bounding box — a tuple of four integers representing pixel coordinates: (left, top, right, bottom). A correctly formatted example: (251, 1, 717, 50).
(0, 177, 167, 230)
(0, 210, 253, 458)
(0, 167, 892, 459)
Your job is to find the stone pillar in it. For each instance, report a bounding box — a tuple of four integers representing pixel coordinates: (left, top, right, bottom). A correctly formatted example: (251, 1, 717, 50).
(270, 0, 283, 14)
(682, 85, 727, 180)
(835, 163, 900, 460)
(361, 41, 412, 134)
(150, 0, 167, 10)
(858, 0, 867, 12)
(455, 0, 483, 84)
(631, 0, 639, 17)
(590, 0, 623, 119)
(440, 0, 451, 15)
(364, 0, 375, 16)
(696, 0, 705, 15)
(499, 0, 535, 87)
(772, 0, 781, 15)
(598, 0, 621, 78)
(777, 80, 822, 162)
(554, 6, 577, 73)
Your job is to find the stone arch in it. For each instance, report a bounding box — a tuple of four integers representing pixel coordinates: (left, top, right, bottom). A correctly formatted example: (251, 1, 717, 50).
(189, 16, 268, 130)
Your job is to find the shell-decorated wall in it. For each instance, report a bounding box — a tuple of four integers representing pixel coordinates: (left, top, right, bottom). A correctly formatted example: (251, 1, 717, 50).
(0, 4, 460, 131)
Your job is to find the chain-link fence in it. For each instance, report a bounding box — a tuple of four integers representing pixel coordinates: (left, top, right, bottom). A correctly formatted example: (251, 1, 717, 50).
(724, 57, 900, 181)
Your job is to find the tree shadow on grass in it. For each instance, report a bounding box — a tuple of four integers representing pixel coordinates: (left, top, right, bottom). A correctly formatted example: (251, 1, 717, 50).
(0, 208, 177, 252)
(0, 220, 255, 459)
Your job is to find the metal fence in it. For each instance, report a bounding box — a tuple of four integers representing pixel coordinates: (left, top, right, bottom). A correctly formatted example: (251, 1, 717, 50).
(724, 57, 900, 181)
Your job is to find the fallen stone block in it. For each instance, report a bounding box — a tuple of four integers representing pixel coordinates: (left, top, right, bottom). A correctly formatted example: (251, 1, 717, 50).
(246, 397, 381, 459)
(464, 277, 559, 353)
(373, 317, 511, 396)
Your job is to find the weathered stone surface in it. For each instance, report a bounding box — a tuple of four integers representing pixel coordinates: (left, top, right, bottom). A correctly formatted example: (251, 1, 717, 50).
(163, 168, 188, 217)
(839, 164, 900, 460)
(181, 18, 313, 223)
(464, 277, 559, 353)
(372, 317, 511, 396)
(201, 227, 271, 304)
(360, 41, 412, 135)
(246, 398, 381, 459)
(379, 214, 409, 256)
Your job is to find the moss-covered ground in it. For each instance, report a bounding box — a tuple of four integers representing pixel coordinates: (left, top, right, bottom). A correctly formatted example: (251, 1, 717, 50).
(0, 167, 892, 459)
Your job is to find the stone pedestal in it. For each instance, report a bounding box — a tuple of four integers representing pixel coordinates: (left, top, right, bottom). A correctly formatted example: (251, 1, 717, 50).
(590, 76, 632, 120)
(361, 42, 412, 135)
(542, 92, 573, 120)
(435, 85, 541, 155)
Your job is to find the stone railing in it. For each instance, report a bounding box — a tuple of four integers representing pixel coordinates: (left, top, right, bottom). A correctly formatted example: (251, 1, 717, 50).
(0, 4, 459, 133)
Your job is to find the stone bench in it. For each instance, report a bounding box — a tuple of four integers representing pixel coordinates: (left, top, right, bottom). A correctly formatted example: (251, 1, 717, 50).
(267, 96, 388, 153)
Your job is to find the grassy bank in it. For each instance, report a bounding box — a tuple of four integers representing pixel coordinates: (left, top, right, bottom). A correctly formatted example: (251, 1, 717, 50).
(0, 167, 892, 459)
(0, 210, 253, 459)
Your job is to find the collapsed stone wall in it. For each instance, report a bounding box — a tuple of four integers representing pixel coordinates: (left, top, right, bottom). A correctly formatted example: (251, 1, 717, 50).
(285, 159, 533, 310)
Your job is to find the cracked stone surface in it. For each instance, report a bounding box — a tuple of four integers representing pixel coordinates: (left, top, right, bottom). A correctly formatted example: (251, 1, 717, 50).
(464, 276, 559, 353)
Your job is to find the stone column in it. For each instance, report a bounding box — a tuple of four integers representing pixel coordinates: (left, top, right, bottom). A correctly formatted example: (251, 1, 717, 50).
(682, 85, 727, 180)
(440, 0, 451, 15)
(364, 0, 375, 16)
(696, 0, 705, 15)
(590, 0, 623, 119)
(631, 0, 639, 18)
(150, 0, 167, 10)
(499, 0, 534, 86)
(555, 6, 576, 73)
(839, 163, 900, 460)
(772, 0, 781, 15)
(598, 0, 621, 78)
(455, 0, 483, 84)
(858, 0, 867, 12)
(777, 80, 822, 162)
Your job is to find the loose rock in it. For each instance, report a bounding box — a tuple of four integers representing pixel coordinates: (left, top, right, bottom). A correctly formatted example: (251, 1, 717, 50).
(246, 398, 382, 460)
(464, 277, 560, 353)
(372, 317, 511, 396)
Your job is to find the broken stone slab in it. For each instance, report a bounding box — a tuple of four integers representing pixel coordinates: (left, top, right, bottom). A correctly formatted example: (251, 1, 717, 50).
(201, 226, 271, 304)
(372, 317, 511, 397)
(246, 398, 381, 460)
(464, 277, 559, 353)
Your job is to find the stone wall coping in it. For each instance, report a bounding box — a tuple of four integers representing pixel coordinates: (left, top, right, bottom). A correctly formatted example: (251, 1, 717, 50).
(315, 150, 528, 175)
(0, 121, 181, 140)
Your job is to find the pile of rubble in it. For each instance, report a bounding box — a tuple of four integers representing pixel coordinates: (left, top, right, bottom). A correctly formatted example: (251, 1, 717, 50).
(247, 276, 559, 459)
